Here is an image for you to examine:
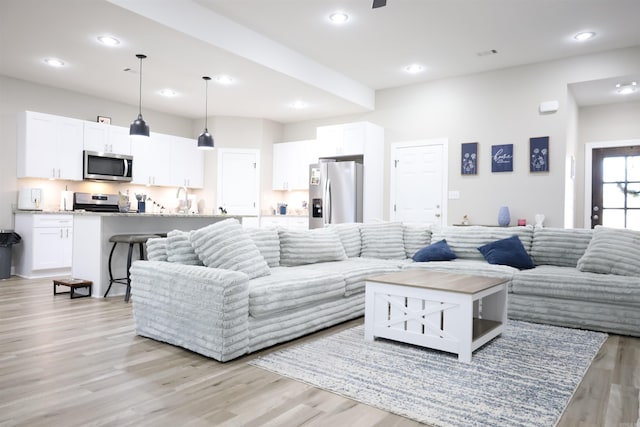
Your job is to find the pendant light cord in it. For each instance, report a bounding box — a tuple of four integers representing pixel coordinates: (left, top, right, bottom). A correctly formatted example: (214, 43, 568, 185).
(138, 56, 143, 116)
(204, 78, 208, 129)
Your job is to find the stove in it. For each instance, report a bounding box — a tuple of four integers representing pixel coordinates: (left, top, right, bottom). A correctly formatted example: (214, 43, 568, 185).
(73, 192, 120, 212)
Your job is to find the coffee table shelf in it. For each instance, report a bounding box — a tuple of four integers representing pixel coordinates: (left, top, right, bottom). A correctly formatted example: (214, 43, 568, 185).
(364, 270, 508, 363)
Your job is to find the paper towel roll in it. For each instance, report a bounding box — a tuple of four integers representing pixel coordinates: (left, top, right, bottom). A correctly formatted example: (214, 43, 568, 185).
(60, 191, 74, 211)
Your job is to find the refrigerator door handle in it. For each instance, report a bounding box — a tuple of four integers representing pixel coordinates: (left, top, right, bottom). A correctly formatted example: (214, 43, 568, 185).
(324, 178, 332, 225)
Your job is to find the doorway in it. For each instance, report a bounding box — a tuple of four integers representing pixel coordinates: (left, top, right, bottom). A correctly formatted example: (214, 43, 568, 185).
(217, 148, 260, 215)
(590, 146, 640, 229)
(390, 139, 448, 225)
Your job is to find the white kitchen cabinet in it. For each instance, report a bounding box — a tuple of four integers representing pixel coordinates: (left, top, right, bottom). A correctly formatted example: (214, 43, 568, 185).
(259, 215, 308, 230)
(315, 121, 384, 222)
(83, 122, 132, 155)
(170, 136, 203, 188)
(272, 140, 317, 190)
(17, 111, 84, 180)
(131, 132, 171, 186)
(14, 213, 73, 278)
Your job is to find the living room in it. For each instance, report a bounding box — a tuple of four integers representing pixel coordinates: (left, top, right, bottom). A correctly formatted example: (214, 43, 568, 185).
(1, 1, 639, 426)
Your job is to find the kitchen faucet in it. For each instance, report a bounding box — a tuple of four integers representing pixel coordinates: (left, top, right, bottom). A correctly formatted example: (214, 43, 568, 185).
(176, 186, 189, 213)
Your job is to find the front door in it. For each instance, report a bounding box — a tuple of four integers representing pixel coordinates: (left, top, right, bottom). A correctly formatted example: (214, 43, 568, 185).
(391, 141, 446, 225)
(591, 146, 640, 229)
(217, 148, 260, 215)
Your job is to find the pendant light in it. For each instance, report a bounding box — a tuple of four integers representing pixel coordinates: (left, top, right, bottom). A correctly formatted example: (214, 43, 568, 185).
(130, 54, 150, 138)
(197, 76, 215, 149)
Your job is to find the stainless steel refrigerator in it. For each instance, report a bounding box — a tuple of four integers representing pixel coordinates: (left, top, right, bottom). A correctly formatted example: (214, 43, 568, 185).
(309, 158, 363, 229)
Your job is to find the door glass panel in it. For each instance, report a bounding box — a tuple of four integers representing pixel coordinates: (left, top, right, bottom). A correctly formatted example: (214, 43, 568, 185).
(627, 183, 640, 208)
(628, 156, 640, 181)
(626, 210, 640, 230)
(603, 157, 625, 182)
(602, 183, 624, 208)
(602, 209, 625, 228)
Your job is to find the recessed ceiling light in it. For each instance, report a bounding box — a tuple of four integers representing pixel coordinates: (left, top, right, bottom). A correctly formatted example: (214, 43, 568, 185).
(44, 58, 65, 67)
(574, 31, 596, 41)
(290, 101, 307, 109)
(97, 35, 120, 46)
(159, 89, 177, 97)
(215, 75, 234, 85)
(404, 64, 424, 74)
(616, 81, 637, 95)
(329, 12, 349, 24)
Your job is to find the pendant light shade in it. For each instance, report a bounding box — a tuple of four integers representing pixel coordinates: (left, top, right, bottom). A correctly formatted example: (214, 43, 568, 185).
(130, 54, 150, 138)
(197, 76, 214, 150)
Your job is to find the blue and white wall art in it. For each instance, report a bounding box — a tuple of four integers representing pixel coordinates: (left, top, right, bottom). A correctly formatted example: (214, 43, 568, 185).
(491, 144, 513, 172)
(461, 142, 478, 175)
(530, 136, 549, 172)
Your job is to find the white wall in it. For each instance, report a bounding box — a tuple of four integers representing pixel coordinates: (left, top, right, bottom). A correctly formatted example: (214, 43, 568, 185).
(283, 46, 640, 227)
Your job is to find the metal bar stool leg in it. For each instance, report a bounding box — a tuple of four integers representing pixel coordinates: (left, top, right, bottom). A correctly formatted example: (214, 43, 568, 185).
(124, 243, 135, 302)
(104, 241, 119, 297)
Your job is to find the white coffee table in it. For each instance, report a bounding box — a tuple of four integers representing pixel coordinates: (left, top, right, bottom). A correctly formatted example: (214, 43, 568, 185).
(364, 270, 508, 362)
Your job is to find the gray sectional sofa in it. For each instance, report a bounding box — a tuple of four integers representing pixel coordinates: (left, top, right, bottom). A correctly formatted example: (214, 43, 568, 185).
(130, 219, 640, 362)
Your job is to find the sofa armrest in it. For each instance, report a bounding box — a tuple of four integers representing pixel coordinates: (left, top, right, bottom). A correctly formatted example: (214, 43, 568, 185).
(130, 260, 250, 362)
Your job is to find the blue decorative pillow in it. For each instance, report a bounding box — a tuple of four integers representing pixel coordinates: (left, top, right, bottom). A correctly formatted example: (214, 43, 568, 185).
(477, 235, 535, 269)
(412, 239, 457, 262)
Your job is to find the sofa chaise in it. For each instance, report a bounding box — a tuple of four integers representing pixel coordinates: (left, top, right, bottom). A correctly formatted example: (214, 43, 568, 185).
(130, 219, 640, 362)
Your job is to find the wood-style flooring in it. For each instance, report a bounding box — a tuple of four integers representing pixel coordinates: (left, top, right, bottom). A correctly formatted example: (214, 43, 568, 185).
(1, 276, 638, 426)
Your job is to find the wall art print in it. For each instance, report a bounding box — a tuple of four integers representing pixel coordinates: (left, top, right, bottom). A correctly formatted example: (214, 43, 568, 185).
(530, 136, 549, 172)
(491, 144, 513, 172)
(461, 142, 478, 175)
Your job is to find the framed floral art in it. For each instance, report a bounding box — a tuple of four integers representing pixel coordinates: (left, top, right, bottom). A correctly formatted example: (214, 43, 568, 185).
(530, 136, 549, 172)
(461, 142, 478, 175)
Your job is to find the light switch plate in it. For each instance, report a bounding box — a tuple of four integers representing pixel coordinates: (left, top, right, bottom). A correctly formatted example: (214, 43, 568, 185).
(448, 190, 460, 200)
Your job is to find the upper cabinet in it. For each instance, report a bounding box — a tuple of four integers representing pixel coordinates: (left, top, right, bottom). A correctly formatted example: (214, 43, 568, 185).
(170, 136, 204, 188)
(130, 132, 172, 186)
(316, 122, 384, 222)
(17, 111, 84, 180)
(83, 122, 131, 155)
(272, 140, 318, 191)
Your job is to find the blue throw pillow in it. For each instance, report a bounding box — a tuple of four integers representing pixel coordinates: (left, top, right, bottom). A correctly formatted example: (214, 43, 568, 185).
(412, 239, 457, 262)
(477, 235, 535, 269)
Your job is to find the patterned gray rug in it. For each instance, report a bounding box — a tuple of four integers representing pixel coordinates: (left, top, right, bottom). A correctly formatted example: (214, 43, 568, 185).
(249, 320, 607, 427)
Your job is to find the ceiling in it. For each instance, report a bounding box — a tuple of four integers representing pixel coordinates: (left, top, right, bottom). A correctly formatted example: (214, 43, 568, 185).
(1, 0, 639, 124)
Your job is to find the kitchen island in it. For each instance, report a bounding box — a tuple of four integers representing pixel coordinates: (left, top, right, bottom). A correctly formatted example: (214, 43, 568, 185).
(72, 212, 240, 297)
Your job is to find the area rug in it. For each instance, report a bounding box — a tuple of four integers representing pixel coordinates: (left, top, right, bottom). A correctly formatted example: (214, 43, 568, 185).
(249, 320, 607, 427)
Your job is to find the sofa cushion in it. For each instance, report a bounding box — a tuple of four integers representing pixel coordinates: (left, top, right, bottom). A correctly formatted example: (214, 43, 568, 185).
(166, 230, 202, 265)
(531, 227, 593, 267)
(403, 223, 432, 258)
(278, 228, 347, 266)
(190, 218, 270, 279)
(412, 239, 457, 262)
(478, 235, 535, 270)
(512, 265, 640, 307)
(577, 226, 640, 276)
(360, 222, 406, 260)
(431, 225, 534, 260)
(403, 258, 517, 281)
(327, 223, 362, 258)
(146, 237, 168, 262)
(248, 267, 346, 318)
(301, 258, 403, 296)
(246, 228, 280, 267)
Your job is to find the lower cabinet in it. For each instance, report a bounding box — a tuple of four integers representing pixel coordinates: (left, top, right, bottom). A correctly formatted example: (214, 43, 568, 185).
(259, 216, 309, 230)
(14, 213, 73, 278)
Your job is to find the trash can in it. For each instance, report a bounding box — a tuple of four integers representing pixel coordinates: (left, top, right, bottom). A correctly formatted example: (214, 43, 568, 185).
(0, 230, 21, 279)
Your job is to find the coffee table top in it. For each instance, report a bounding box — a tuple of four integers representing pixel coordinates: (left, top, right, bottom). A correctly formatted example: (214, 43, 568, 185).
(367, 270, 507, 294)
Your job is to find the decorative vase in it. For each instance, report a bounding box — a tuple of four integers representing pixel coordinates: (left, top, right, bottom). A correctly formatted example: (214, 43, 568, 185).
(498, 206, 510, 226)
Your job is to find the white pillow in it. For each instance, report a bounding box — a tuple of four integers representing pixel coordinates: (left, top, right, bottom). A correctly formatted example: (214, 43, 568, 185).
(327, 223, 362, 258)
(166, 230, 202, 265)
(403, 223, 432, 258)
(278, 228, 347, 266)
(146, 237, 168, 262)
(246, 228, 280, 267)
(190, 218, 270, 279)
(577, 226, 640, 276)
(360, 222, 406, 260)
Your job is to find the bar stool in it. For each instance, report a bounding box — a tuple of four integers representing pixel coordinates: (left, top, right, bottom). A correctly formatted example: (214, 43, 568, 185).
(104, 233, 160, 302)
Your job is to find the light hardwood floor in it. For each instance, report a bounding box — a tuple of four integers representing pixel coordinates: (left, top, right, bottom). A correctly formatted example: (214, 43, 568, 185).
(1, 276, 638, 427)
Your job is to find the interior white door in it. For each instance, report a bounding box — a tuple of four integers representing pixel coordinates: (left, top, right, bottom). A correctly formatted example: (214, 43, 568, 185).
(217, 149, 259, 215)
(391, 142, 446, 225)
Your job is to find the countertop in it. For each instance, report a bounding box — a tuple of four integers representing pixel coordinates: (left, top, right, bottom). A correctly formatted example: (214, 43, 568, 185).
(14, 210, 250, 219)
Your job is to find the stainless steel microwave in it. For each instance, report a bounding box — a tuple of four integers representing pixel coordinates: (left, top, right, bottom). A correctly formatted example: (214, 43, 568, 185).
(83, 150, 133, 182)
